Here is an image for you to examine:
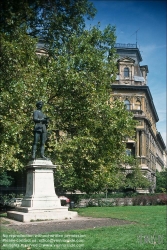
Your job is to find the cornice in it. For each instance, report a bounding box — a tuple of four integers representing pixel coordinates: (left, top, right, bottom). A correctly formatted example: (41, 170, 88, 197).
(118, 56, 135, 63)
(156, 132, 166, 150)
(134, 116, 152, 127)
(111, 84, 159, 122)
(156, 155, 164, 167)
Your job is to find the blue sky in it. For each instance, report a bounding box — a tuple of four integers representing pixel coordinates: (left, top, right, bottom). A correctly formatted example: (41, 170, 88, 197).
(86, 0, 166, 145)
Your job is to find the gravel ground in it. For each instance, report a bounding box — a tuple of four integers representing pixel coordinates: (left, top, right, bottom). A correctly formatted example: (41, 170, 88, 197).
(1, 216, 135, 234)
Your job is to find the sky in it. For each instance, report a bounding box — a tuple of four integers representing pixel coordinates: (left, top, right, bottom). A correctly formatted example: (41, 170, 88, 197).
(86, 0, 166, 145)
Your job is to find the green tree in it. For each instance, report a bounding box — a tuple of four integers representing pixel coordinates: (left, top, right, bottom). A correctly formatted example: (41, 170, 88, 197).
(119, 156, 150, 193)
(156, 169, 167, 193)
(1, 0, 139, 192)
(0, 30, 44, 170)
(0, 0, 96, 170)
(0, 0, 96, 49)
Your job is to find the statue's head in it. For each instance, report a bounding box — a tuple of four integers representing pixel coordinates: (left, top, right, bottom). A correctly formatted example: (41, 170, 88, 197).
(36, 101, 43, 108)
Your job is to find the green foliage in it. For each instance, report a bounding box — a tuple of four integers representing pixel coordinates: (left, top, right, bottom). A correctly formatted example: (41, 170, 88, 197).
(87, 198, 116, 207)
(155, 169, 167, 193)
(117, 156, 150, 192)
(0, 30, 46, 169)
(0, 1, 103, 172)
(0, 0, 139, 193)
(0, 171, 13, 187)
(0, 0, 96, 49)
(53, 100, 136, 193)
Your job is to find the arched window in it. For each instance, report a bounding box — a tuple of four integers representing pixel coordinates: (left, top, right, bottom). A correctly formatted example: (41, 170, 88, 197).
(124, 99, 131, 110)
(135, 100, 141, 110)
(124, 67, 129, 77)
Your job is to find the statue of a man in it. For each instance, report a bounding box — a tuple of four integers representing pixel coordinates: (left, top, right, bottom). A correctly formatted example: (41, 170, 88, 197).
(31, 101, 49, 160)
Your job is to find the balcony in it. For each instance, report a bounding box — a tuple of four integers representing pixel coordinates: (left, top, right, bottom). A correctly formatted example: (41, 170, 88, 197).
(131, 109, 143, 115)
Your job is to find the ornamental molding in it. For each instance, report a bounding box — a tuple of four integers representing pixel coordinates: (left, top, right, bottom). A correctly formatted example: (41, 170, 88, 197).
(135, 96, 142, 102)
(118, 56, 135, 63)
(123, 81, 130, 85)
(123, 96, 133, 101)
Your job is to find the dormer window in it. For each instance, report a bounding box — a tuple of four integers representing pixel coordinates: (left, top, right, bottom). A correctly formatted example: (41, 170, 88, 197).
(124, 67, 129, 77)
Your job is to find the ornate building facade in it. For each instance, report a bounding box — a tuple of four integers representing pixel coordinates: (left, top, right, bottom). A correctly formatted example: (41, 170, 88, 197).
(111, 44, 166, 192)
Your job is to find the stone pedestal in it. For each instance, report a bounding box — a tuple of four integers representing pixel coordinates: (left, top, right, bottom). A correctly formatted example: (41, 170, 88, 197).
(7, 159, 77, 222)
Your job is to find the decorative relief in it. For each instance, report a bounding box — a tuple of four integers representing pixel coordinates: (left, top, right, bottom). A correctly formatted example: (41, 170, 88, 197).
(123, 96, 133, 101)
(145, 99, 151, 114)
(136, 96, 142, 102)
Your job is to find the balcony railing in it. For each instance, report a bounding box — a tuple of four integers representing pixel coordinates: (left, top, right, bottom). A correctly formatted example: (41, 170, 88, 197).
(114, 43, 137, 48)
(131, 109, 143, 115)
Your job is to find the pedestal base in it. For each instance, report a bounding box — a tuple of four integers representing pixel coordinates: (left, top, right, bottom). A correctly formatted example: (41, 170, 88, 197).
(21, 159, 60, 208)
(7, 159, 78, 222)
(7, 207, 78, 222)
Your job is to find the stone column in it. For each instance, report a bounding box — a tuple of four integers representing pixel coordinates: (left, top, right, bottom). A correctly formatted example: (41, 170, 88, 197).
(140, 131, 145, 157)
(139, 130, 142, 157)
(136, 130, 140, 156)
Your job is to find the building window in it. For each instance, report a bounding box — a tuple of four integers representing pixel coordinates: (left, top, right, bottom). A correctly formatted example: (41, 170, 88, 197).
(135, 100, 141, 110)
(126, 149, 131, 156)
(124, 99, 131, 110)
(124, 67, 129, 77)
(126, 143, 135, 156)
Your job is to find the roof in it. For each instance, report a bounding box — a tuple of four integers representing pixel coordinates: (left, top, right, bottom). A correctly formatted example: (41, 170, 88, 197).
(115, 46, 142, 63)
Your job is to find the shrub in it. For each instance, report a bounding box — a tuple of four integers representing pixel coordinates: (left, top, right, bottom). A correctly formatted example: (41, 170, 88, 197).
(132, 194, 167, 206)
(115, 198, 120, 206)
(142, 196, 148, 206)
(132, 195, 143, 206)
(157, 194, 167, 205)
(123, 197, 130, 206)
(148, 195, 158, 205)
(87, 198, 115, 207)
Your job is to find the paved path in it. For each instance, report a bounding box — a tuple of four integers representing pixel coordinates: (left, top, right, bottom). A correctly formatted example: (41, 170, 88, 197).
(2, 216, 135, 234)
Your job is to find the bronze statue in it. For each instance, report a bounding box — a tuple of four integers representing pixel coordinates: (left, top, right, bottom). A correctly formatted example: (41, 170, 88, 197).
(31, 101, 49, 160)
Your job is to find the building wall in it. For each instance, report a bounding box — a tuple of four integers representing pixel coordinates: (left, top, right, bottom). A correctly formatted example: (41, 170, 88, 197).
(111, 44, 166, 192)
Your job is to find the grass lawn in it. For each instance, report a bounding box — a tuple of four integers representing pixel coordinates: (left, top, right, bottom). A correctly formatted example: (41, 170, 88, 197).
(0, 206, 166, 250)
